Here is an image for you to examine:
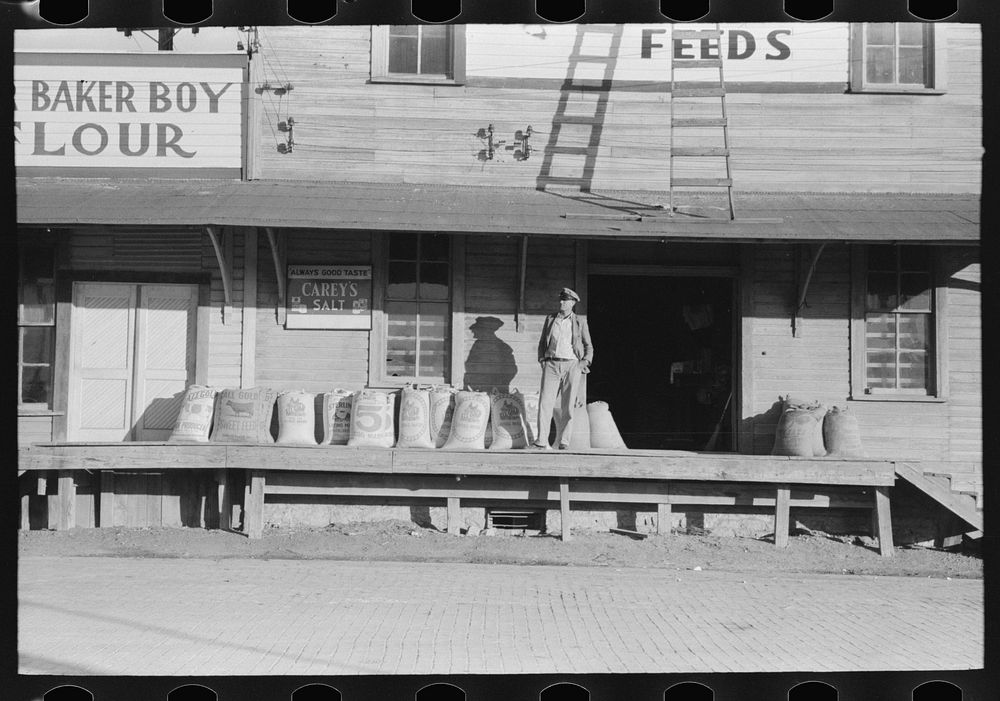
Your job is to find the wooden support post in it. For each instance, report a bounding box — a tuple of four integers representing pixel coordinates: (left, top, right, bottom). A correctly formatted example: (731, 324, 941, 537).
(874, 486, 894, 557)
(559, 479, 571, 541)
(244, 470, 266, 540)
(657, 502, 672, 536)
(264, 227, 287, 325)
(206, 225, 234, 324)
(99, 470, 115, 527)
(37, 472, 47, 496)
(216, 469, 232, 531)
(20, 481, 30, 530)
(447, 497, 462, 535)
(774, 485, 791, 547)
(57, 471, 76, 530)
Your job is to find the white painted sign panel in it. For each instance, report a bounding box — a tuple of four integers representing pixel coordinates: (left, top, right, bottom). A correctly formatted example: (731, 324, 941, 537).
(286, 265, 373, 330)
(14, 52, 247, 176)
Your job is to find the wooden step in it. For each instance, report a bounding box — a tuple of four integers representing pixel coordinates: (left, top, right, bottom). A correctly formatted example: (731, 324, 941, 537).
(895, 463, 983, 531)
(671, 177, 733, 187)
(671, 147, 730, 157)
(671, 59, 723, 68)
(672, 29, 723, 40)
(672, 117, 728, 127)
(672, 87, 726, 98)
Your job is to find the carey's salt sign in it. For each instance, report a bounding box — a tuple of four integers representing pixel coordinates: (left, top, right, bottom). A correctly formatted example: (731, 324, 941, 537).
(14, 52, 247, 177)
(286, 265, 373, 330)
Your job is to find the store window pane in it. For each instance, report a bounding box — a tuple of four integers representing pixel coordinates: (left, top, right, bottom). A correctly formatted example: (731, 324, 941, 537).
(867, 245, 896, 271)
(899, 273, 932, 311)
(899, 351, 929, 389)
(20, 281, 55, 323)
(867, 23, 895, 45)
(22, 365, 53, 405)
(420, 262, 450, 299)
(899, 48, 925, 84)
(389, 233, 418, 261)
(898, 23, 924, 45)
(420, 27, 450, 75)
(899, 245, 930, 271)
(422, 233, 450, 261)
(22, 327, 54, 364)
(898, 314, 929, 350)
(387, 262, 418, 299)
(387, 26, 452, 76)
(866, 273, 897, 310)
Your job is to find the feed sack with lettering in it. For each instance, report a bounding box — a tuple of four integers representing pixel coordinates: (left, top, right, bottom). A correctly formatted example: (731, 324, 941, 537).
(321, 389, 354, 445)
(772, 396, 826, 457)
(168, 385, 219, 442)
(347, 389, 396, 448)
(429, 386, 457, 448)
(276, 390, 317, 445)
(823, 406, 865, 457)
(396, 385, 434, 449)
(521, 391, 540, 446)
(442, 390, 491, 450)
(489, 390, 529, 450)
(588, 401, 626, 449)
(211, 387, 278, 443)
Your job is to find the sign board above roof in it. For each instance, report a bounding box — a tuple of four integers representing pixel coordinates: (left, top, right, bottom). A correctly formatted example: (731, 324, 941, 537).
(14, 52, 248, 179)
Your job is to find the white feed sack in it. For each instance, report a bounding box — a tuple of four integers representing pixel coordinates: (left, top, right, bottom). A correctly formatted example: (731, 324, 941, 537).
(347, 389, 397, 448)
(429, 386, 457, 448)
(322, 389, 354, 445)
(521, 391, 540, 446)
(168, 385, 218, 442)
(396, 385, 434, 449)
(489, 390, 529, 450)
(276, 390, 317, 445)
(442, 390, 491, 450)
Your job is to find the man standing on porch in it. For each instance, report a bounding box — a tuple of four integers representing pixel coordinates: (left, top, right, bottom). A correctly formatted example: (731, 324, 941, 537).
(531, 287, 594, 450)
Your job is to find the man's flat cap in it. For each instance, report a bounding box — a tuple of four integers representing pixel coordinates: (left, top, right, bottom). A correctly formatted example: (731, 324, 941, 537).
(559, 288, 581, 302)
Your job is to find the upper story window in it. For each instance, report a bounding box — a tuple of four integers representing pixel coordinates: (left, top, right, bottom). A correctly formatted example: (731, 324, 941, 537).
(850, 23, 946, 94)
(370, 25, 466, 84)
(19, 244, 56, 410)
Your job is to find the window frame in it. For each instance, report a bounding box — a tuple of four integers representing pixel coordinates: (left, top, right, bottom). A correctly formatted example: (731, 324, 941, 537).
(18, 244, 57, 412)
(368, 232, 465, 389)
(849, 244, 948, 402)
(849, 23, 947, 94)
(370, 25, 467, 85)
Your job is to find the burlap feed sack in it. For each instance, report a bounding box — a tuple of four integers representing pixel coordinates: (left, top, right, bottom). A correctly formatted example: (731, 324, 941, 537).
(168, 385, 218, 442)
(347, 389, 396, 448)
(321, 389, 354, 445)
(211, 387, 278, 443)
(823, 406, 866, 457)
(396, 385, 434, 449)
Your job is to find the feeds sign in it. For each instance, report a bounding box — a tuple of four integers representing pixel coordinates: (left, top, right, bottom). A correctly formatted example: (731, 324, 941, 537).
(287, 265, 373, 329)
(14, 52, 246, 176)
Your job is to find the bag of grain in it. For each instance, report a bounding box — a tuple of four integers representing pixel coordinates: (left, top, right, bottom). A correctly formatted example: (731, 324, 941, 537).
(275, 390, 317, 445)
(823, 405, 865, 457)
(429, 386, 457, 448)
(168, 385, 219, 442)
(211, 387, 278, 443)
(347, 389, 396, 448)
(396, 385, 434, 448)
(321, 389, 354, 445)
(772, 396, 826, 457)
(488, 390, 529, 450)
(521, 391, 540, 446)
(588, 401, 626, 449)
(442, 390, 491, 450)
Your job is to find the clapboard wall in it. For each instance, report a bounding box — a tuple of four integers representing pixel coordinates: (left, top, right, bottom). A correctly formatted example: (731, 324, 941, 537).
(742, 244, 982, 471)
(251, 23, 981, 193)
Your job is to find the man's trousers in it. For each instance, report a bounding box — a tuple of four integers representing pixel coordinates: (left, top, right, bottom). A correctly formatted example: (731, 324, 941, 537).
(536, 358, 583, 448)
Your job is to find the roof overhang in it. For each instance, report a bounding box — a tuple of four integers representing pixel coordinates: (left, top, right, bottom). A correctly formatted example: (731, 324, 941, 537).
(15, 177, 980, 243)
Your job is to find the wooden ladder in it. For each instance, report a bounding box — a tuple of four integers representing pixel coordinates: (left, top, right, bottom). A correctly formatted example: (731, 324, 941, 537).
(669, 26, 736, 220)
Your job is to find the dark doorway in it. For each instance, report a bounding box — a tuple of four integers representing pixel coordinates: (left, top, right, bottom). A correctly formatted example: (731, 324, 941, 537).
(587, 275, 734, 451)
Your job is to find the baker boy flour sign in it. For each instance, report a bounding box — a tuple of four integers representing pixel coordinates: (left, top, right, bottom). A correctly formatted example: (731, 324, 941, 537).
(14, 52, 247, 176)
(286, 265, 373, 329)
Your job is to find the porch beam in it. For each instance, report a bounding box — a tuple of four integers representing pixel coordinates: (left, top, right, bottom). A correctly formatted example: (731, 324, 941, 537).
(774, 484, 791, 547)
(559, 479, 571, 541)
(793, 242, 827, 337)
(874, 486, 894, 557)
(205, 225, 233, 324)
(264, 227, 287, 325)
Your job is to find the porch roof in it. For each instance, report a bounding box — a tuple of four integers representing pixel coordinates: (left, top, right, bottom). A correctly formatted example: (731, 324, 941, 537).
(16, 177, 980, 243)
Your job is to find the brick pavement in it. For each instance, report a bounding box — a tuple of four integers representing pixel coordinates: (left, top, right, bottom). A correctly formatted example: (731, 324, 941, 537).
(18, 557, 982, 676)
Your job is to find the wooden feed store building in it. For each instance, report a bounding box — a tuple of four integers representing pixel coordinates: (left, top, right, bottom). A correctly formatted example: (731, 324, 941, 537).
(16, 23, 983, 554)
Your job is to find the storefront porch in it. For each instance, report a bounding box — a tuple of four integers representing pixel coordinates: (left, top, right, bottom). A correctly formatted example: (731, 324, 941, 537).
(19, 442, 906, 556)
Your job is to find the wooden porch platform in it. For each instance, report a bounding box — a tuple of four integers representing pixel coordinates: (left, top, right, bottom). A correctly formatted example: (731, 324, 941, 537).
(18, 443, 898, 556)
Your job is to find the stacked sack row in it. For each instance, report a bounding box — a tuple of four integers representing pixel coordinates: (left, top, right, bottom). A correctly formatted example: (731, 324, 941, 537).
(166, 384, 548, 450)
(771, 395, 866, 458)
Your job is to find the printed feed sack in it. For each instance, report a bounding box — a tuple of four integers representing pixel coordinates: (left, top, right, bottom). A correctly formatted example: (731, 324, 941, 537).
(429, 386, 457, 448)
(276, 390, 317, 445)
(347, 389, 396, 448)
(520, 391, 540, 446)
(396, 385, 434, 449)
(322, 389, 354, 445)
(489, 390, 528, 450)
(442, 390, 491, 450)
(168, 385, 218, 442)
(211, 387, 278, 443)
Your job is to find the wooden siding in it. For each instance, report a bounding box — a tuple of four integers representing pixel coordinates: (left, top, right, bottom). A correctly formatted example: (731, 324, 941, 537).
(251, 24, 981, 194)
(18, 414, 54, 446)
(254, 229, 372, 392)
(742, 244, 981, 474)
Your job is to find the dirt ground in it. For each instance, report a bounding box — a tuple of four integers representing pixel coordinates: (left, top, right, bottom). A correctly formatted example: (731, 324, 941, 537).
(19, 520, 982, 579)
